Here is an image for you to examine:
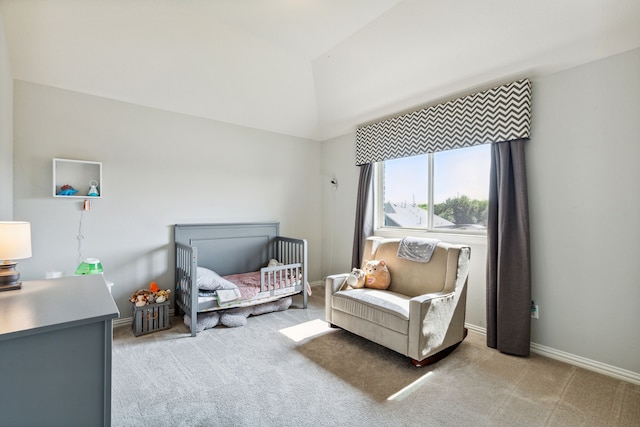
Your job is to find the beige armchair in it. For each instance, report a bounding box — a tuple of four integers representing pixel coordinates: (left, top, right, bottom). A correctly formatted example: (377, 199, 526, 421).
(325, 236, 470, 366)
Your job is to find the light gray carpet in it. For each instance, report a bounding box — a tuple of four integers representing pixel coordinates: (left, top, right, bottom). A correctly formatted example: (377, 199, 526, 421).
(112, 287, 640, 426)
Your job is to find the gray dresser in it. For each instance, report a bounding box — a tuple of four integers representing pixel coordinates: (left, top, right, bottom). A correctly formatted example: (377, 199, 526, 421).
(0, 274, 119, 427)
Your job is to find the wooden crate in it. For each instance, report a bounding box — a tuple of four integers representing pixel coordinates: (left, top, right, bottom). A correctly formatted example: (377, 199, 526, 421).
(132, 301, 170, 336)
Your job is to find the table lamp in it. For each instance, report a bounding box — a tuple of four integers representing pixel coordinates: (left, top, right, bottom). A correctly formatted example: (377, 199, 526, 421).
(0, 221, 32, 291)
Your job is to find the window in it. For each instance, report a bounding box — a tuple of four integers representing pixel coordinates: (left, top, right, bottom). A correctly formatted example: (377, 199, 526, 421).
(376, 144, 491, 233)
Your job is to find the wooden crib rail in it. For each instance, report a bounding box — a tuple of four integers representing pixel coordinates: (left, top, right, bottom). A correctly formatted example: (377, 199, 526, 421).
(272, 236, 308, 308)
(175, 242, 198, 336)
(260, 263, 303, 291)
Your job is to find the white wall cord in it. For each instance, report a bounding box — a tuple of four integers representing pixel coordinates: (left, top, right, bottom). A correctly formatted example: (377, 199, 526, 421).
(77, 210, 85, 265)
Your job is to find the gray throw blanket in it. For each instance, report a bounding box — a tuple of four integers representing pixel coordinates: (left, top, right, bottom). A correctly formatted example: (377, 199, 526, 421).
(397, 237, 440, 263)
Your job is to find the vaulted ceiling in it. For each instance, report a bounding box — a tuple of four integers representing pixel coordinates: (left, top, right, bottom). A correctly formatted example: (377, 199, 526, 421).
(1, 0, 639, 141)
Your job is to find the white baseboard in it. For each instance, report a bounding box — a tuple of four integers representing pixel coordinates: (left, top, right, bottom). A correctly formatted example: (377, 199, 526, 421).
(465, 323, 486, 335)
(530, 342, 640, 386)
(113, 317, 132, 327)
(464, 323, 640, 386)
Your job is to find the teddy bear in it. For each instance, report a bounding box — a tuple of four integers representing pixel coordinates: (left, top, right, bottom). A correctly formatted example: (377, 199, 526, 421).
(154, 289, 171, 303)
(267, 259, 283, 268)
(129, 289, 151, 307)
(341, 268, 365, 290)
(146, 292, 157, 305)
(362, 259, 391, 290)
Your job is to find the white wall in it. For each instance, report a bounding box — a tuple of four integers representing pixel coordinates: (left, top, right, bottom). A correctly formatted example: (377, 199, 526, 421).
(320, 133, 360, 277)
(321, 48, 640, 377)
(527, 48, 640, 374)
(13, 81, 323, 315)
(0, 12, 12, 219)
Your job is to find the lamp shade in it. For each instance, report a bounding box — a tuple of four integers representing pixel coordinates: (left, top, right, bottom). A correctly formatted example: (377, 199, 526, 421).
(0, 221, 32, 260)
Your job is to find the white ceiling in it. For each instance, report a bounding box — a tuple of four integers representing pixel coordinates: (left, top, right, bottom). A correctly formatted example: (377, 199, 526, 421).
(1, 0, 639, 141)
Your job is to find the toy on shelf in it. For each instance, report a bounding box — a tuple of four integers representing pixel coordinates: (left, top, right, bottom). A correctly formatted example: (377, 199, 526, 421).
(58, 184, 78, 196)
(87, 180, 99, 197)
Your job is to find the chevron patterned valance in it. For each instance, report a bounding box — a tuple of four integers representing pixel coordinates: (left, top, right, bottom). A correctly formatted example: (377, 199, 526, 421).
(355, 79, 531, 165)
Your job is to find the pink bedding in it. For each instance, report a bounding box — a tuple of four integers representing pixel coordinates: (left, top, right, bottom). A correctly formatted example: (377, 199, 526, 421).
(223, 271, 299, 300)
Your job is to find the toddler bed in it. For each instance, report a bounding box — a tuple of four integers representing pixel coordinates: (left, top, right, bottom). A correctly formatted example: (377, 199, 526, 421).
(174, 222, 308, 336)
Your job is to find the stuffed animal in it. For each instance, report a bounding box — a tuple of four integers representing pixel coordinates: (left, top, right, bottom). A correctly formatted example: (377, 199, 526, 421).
(154, 289, 171, 303)
(341, 268, 365, 290)
(267, 259, 283, 268)
(183, 297, 293, 331)
(130, 287, 171, 307)
(150, 281, 160, 293)
(362, 259, 391, 290)
(184, 312, 220, 333)
(129, 289, 151, 307)
(220, 297, 292, 327)
(146, 292, 157, 304)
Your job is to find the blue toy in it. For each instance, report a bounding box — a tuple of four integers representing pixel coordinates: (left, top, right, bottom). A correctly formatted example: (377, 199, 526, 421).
(58, 185, 78, 196)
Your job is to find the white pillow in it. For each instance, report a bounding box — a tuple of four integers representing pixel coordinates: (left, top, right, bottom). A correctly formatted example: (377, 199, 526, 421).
(196, 267, 238, 291)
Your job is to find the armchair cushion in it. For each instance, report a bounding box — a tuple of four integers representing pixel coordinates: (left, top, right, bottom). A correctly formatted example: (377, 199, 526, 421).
(332, 289, 410, 334)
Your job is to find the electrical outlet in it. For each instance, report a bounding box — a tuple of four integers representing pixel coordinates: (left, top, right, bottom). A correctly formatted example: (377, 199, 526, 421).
(531, 304, 539, 319)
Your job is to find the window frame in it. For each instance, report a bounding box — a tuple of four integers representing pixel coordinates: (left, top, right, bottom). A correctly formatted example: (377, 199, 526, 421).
(373, 151, 488, 237)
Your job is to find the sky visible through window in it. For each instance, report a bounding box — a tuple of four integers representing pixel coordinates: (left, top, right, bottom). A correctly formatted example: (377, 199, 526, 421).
(384, 145, 490, 205)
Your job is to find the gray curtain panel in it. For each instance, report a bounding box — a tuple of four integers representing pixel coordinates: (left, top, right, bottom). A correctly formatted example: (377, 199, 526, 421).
(486, 139, 531, 356)
(351, 163, 374, 269)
